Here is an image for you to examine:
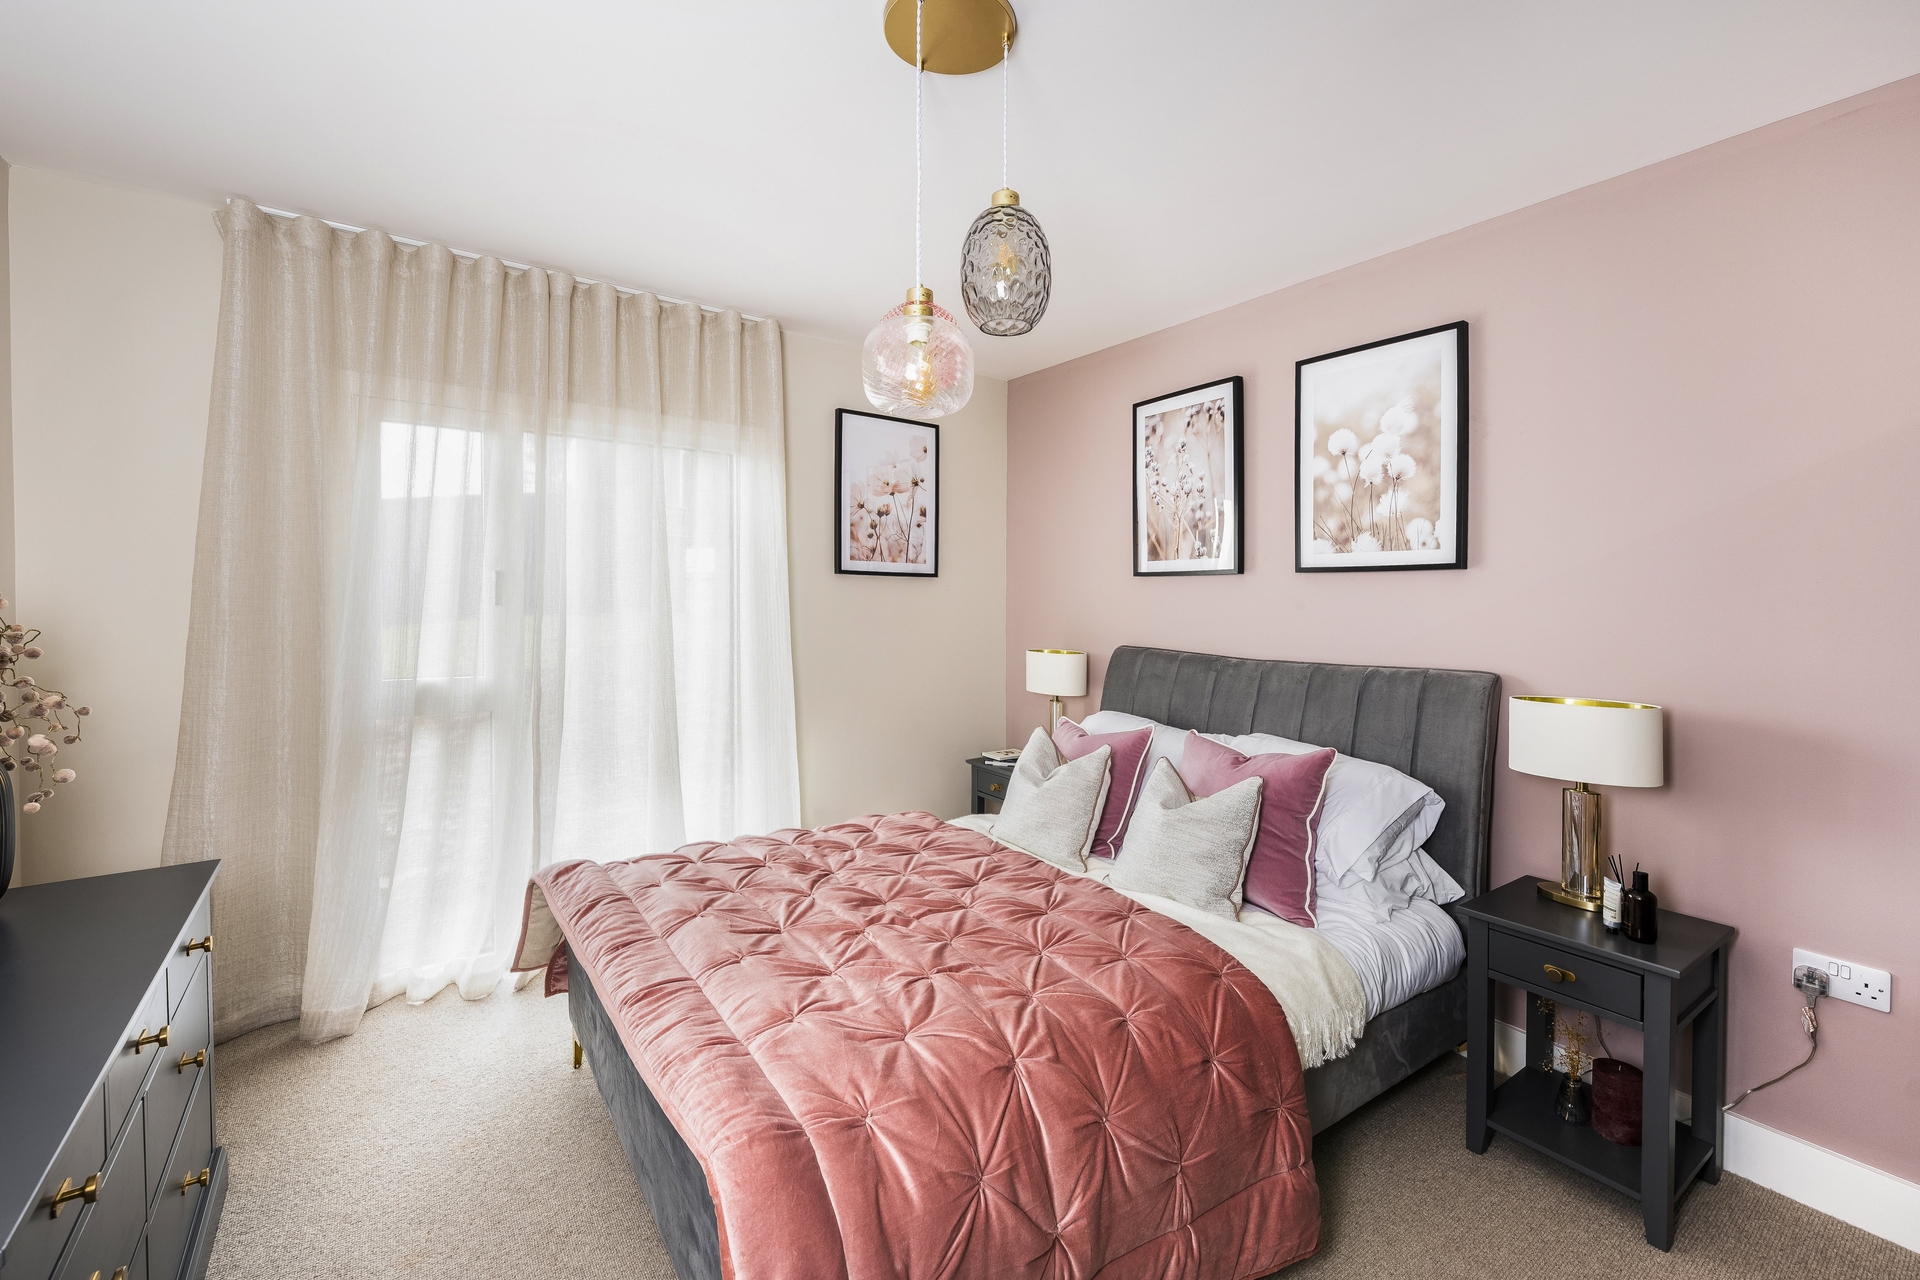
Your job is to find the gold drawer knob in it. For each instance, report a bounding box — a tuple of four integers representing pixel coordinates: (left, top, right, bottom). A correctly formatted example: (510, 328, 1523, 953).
(988, 782, 1003, 793)
(86, 1269, 128, 1280)
(44, 1173, 99, 1218)
(184, 934, 214, 955)
(179, 1167, 211, 1195)
(1543, 963, 1576, 983)
(176, 1048, 207, 1073)
(131, 1025, 170, 1054)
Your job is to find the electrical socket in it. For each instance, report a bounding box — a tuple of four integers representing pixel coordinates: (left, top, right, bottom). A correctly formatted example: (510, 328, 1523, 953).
(1792, 948, 1891, 1013)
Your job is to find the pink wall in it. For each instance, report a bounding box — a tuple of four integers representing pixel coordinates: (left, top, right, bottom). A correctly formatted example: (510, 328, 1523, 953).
(1005, 76, 1920, 1180)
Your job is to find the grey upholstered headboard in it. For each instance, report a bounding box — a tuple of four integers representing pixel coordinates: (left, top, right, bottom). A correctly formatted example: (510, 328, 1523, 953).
(1100, 646, 1502, 897)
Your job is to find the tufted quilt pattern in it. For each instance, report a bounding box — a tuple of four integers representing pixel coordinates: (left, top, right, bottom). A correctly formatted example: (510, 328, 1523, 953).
(523, 811, 1320, 1280)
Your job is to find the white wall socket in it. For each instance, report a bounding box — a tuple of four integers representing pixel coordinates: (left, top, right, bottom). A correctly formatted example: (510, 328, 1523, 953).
(1793, 948, 1891, 1013)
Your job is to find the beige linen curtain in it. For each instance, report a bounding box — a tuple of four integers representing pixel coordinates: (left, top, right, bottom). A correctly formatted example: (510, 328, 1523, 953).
(163, 201, 800, 1042)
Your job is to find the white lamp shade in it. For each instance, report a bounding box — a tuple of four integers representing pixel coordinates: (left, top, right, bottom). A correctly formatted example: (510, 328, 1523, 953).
(1026, 649, 1087, 698)
(1509, 696, 1664, 788)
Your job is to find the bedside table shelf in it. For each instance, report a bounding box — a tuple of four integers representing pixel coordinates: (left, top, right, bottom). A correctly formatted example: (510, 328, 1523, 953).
(1488, 1068, 1716, 1201)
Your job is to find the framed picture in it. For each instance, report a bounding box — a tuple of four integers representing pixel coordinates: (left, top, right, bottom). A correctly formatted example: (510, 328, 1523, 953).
(1133, 376, 1244, 576)
(1296, 321, 1467, 572)
(835, 408, 938, 576)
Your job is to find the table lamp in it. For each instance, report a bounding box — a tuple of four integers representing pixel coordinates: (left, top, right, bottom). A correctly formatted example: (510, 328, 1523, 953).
(1508, 695, 1664, 911)
(1026, 649, 1087, 732)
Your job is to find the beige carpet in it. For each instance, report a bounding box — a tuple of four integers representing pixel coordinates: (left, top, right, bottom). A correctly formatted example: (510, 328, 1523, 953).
(209, 983, 1919, 1279)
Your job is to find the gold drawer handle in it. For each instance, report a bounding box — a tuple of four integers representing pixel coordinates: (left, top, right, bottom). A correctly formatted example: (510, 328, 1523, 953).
(176, 1048, 207, 1073)
(988, 782, 1003, 793)
(184, 934, 214, 955)
(44, 1173, 99, 1218)
(1543, 963, 1576, 984)
(86, 1269, 128, 1280)
(179, 1167, 210, 1195)
(131, 1025, 170, 1054)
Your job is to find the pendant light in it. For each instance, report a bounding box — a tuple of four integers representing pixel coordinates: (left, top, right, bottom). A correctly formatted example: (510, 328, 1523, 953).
(960, 39, 1050, 336)
(863, 0, 975, 420)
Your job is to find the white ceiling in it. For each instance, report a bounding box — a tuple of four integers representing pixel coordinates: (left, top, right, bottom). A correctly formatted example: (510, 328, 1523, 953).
(3, 2, 1919, 380)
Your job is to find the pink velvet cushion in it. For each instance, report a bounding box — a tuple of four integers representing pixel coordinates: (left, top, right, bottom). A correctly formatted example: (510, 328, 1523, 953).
(1181, 731, 1337, 927)
(1053, 717, 1153, 859)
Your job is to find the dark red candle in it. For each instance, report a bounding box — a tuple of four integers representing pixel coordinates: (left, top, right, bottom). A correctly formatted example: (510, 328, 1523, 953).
(1591, 1058, 1643, 1146)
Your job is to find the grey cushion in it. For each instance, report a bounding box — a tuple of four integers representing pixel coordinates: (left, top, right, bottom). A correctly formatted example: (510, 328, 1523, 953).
(1107, 759, 1262, 919)
(994, 728, 1111, 871)
(1099, 647, 1500, 898)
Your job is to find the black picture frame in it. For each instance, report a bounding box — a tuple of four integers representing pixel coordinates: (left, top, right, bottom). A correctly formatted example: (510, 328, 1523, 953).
(1132, 375, 1245, 576)
(1295, 321, 1468, 573)
(834, 408, 939, 577)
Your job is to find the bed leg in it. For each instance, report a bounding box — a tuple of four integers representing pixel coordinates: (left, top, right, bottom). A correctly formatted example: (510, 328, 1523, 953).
(573, 1037, 583, 1070)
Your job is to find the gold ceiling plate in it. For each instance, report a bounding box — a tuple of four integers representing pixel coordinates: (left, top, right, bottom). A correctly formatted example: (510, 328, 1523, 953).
(884, 0, 1017, 75)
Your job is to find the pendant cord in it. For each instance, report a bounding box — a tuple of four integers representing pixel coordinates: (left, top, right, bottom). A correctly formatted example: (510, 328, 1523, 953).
(1001, 39, 1010, 189)
(914, 0, 923, 288)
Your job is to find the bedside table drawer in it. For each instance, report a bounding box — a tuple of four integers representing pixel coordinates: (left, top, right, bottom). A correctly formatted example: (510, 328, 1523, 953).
(972, 767, 1010, 798)
(1489, 930, 1642, 1021)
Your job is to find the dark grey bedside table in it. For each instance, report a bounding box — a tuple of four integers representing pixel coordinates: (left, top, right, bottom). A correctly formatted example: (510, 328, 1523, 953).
(966, 757, 1012, 814)
(1459, 876, 1736, 1251)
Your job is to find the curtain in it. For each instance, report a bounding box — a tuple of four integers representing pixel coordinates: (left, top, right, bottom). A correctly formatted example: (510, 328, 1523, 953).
(163, 202, 800, 1042)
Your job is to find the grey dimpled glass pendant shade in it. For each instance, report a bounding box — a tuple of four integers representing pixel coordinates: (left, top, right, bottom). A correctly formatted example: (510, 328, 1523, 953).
(961, 189, 1051, 336)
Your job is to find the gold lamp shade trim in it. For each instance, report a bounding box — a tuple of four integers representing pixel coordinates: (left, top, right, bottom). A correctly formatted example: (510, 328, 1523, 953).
(885, 0, 1017, 74)
(1513, 695, 1661, 711)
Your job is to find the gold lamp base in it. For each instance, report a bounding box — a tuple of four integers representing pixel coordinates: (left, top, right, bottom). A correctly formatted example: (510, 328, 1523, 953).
(885, 0, 1017, 74)
(1536, 879, 1603, 912)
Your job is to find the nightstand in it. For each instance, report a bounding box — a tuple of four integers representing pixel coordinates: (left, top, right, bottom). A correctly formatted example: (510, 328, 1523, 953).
(1459, 876, 1736, 1251)
(966, 757, 1012, 814)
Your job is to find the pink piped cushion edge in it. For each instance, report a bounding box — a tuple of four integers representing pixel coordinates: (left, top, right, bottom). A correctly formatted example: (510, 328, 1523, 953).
(1181, 732, 1336, 927)
(1053, 718, 1154, 860)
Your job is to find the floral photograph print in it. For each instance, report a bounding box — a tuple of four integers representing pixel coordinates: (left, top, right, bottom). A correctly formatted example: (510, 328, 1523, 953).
(1133, 376, 1244, 576)
(1295, 322, 1466, 572)
(836, 408, 937, 576)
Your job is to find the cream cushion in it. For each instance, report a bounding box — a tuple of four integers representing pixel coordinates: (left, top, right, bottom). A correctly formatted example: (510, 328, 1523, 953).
(993, 727, 1111, 872)
(1106, 759, 1264, 920)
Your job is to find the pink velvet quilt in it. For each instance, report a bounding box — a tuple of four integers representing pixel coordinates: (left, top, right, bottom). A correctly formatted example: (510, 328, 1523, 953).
(520, 811, 1320, 1280)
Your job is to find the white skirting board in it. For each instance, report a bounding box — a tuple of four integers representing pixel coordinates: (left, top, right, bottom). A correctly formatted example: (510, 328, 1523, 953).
(1487, 1020, 1920, 1253)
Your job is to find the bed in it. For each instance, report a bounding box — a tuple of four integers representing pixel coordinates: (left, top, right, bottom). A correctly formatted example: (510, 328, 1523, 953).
(524, 646, 1500, 1280)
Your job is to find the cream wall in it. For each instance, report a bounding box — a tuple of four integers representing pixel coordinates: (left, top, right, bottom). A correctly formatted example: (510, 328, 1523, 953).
(7, 167, 221, 884)
(783, 332, 1007, 825)
(6, 167, 1009, 884)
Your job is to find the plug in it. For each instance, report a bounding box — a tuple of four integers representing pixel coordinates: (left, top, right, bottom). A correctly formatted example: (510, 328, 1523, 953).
(1793, 965, 1829, 1003)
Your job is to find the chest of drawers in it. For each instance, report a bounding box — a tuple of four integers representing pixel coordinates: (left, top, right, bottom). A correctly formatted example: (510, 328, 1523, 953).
(0, 864, 226, 1280)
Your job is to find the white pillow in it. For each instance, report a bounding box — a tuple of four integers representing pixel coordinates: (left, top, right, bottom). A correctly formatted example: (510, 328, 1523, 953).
(1105, 759, 1263, 920)
(1222, 731, 1443, 886)
(993, 727, 1111, 872)
(1080, 710, 1444, 883)
(1316, 847, 1465, 922)
(1081, 709, 1189, 780)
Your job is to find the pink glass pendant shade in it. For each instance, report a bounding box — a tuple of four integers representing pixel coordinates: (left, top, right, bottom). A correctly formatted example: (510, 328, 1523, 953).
(861, 293, 975, 420)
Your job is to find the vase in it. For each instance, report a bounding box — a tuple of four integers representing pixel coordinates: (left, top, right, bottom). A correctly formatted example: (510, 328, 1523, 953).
(1555, 1071, 1591, 1124)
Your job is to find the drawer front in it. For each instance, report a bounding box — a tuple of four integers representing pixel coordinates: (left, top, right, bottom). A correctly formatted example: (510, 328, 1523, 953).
(144, 959, 211, 1209)
(973, 767, 1009, 798)
(104, 974, 168, 1150)
(144, 1076, 212, 1280)
(4, 1088, 107, 1279)
(52, 1101, 145, 1280)
(167, 896, 212, 1020)
(1489, 929, 1642, 1021)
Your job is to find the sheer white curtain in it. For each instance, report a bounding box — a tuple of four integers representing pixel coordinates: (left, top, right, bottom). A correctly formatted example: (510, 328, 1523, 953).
(164, 202, 800, 1042)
